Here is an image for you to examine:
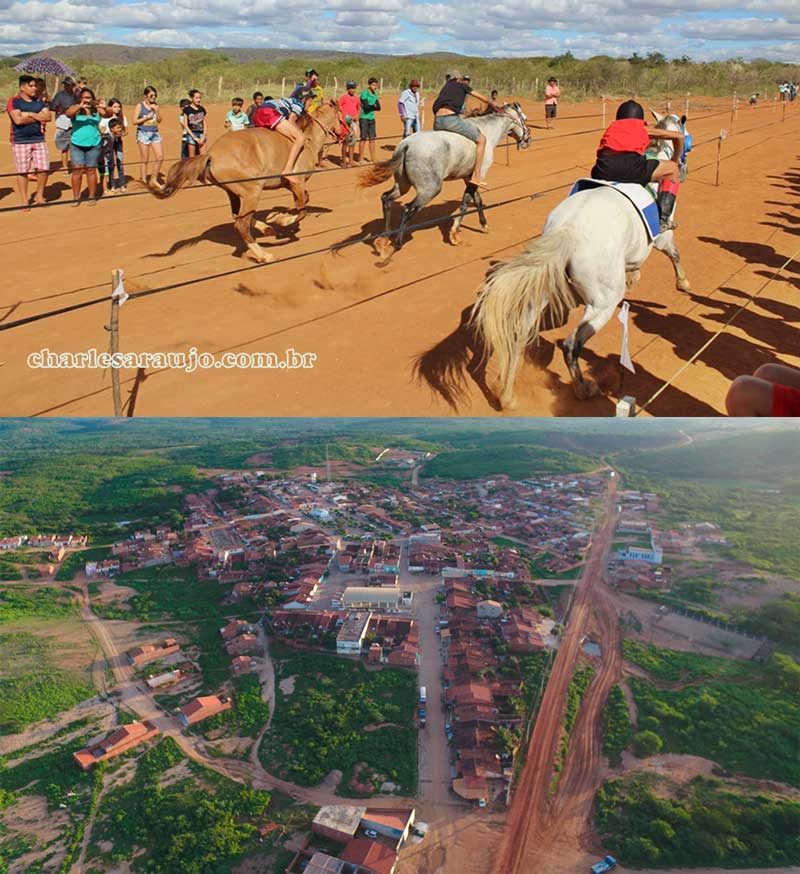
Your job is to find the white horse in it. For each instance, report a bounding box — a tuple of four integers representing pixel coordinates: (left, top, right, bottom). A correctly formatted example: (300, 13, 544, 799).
(359, 104, 531, 248)
(470, 110, 691, 406)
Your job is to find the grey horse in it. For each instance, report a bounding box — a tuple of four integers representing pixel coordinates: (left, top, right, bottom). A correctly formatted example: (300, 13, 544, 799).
(358, 104, 531, 248)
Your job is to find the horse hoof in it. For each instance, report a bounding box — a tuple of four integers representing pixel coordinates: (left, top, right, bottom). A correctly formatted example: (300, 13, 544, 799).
(374, 237, 394, 261)
(677, 280, 692, 293)
(449, 231, 462, 246)
(498, 392, 518, 411)
(573, 378, 599, 400)
(480, 225, 490, 234)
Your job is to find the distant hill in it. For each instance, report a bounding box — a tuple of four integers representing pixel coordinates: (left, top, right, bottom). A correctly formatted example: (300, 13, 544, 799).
(7, 43, 467, 65)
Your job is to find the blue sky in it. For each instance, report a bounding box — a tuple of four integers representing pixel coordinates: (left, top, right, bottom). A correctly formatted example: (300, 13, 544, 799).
(1, 0, 798, 62)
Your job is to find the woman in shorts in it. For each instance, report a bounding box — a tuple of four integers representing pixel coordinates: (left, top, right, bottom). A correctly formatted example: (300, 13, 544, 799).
(65, 88, 114, 205)
(591, 100, 684, 233)
(134, 86, 163, 185)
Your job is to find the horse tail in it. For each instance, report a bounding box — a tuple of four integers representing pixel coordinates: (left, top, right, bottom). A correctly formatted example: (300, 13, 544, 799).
(470, 226, 577, 407)
(358, 153, 403, 189)
(151, 154, 211, 199)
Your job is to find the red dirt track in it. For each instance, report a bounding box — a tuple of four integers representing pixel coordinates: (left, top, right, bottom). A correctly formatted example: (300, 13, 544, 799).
(494, 476, 619, 874)
(1, 96, 798, 416)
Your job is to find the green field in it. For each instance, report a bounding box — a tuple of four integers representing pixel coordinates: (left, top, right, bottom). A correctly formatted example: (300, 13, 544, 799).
(260, 650, 417, 794)
(624, 642, 800, 786)
(602, 684, 633, 766)
(596, 774, 800, 868)
(0, 631, 94, 734)
(423, 445, 595, 480)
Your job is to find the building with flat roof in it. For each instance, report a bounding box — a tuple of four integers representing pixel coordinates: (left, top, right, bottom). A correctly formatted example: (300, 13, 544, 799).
(312, 805, 367, 843)
(336, 613, 372, 656)
(361, 808, 415, 849)
(342, 588, 402, 611)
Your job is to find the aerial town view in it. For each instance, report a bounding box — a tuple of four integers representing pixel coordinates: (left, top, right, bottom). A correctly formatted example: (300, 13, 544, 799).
(0, 418, 798, 874)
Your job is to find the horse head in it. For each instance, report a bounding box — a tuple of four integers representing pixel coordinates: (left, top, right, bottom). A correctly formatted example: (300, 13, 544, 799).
(308, 100, 343, 145)
(649, 108, 691, 174)
(502, 102, 531, 150)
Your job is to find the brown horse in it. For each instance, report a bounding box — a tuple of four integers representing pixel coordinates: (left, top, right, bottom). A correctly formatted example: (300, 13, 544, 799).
(150, 100, 341, 262)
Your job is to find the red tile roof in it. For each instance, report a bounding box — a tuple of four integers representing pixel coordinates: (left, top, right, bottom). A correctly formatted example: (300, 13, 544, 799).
(340, 838, 398, 874)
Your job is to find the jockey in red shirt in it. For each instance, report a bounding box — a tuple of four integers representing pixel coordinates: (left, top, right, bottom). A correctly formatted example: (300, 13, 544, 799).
(592, 100, 685, 232)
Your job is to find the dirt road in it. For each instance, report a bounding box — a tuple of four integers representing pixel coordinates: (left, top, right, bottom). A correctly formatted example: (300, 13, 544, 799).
(493, 475, 618, 874)
(2, 97, 798, 417)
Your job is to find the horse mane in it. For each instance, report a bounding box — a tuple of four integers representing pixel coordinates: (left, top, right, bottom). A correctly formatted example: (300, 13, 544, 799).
(297, 113, 314, 132)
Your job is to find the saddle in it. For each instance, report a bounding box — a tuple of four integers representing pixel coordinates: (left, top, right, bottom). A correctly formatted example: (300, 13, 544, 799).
(569, 178, 660, 241)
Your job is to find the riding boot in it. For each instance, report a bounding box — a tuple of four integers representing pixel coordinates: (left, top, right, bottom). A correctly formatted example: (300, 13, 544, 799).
(657, 191, 677, 233)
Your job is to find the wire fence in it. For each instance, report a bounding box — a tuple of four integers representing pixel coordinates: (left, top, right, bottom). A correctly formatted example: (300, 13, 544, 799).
(2, 98, 797, 418)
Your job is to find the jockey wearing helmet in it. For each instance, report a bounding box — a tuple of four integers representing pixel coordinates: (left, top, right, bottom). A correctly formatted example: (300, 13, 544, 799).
(592, 99, 685, 232)
(253, 91, 311, 180)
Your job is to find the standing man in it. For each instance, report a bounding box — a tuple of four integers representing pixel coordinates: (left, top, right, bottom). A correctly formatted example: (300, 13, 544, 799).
(399, 79, 421, 137)
(358, 77, 381, 163)
(181, 89, 207, 156)
(338, 80, 361, 167)
(7, 75, 52, 209)
(50, 75, 78, 173)
(545, 77, 560, 129)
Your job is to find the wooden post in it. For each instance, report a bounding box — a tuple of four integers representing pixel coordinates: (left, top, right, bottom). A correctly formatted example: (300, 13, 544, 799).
(715, 129, 726, 187)
(281, 77, 285, 98)
(535, 77, 539, 96)
(108, 269, 123, 417)
(380, 77, 384, 91)
(685, 92, 689, 115)
(333, 76, 338, 98)
(217, 76, 223, 98)
(602, 95, 606, 127)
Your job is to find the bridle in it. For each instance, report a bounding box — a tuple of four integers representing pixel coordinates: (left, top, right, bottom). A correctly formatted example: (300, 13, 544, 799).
(307, 109, 342, 145)
(498, 103, 531, 148)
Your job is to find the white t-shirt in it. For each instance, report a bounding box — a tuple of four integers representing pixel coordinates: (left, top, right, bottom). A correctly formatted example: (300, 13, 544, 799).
(99, 113, 128, 135)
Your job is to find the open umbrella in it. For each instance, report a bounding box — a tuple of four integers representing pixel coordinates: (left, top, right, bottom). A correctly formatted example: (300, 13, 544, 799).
(14, 56, 75, 77)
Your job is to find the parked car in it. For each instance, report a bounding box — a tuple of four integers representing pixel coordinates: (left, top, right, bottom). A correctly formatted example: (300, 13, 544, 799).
(364, 829, 379, 838)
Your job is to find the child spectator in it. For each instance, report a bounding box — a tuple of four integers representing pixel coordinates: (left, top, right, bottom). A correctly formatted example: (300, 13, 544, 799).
(178, 98, 191, 159)
(225, 97, 249, 131)
(338, 80, 360, 167)
(182, 89, 207, 156)
(247, 91, 264, 123)
(99, 117, 126, 193)
(358, 77, 381, 164)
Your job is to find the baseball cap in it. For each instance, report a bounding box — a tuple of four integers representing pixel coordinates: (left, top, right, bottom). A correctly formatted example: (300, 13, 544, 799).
(463, 73, 471, 81)
(447, 70, 463, 81)
(305, 68, 318, 77)
(346, 79, 357, 87)
(63, 76, 75, 85)
(410, 79, 420, 87)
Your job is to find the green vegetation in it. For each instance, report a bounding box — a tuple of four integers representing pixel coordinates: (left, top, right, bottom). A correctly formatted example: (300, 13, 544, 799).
(625, 643, 800, 786)
(0, 451, 197, 539)
(621, 639, 744, 682)
(89, 737, 271, 873)
(0, 742, 92, 806)
(0, 587, 76, 622)
(54, 546, 111, 581)
(550, 664, 595, 794)
(619, 434, 800, 579)
(633, 730, 663, 757)
(602, 684, 632, 766)
(424, 446, 595, 480)
(196, 674, 269, 738)
(3, 51, 797, 109)
(596, 774, 800, 868)
(737, 593, 800, 647)
(260, 651, 417, 793)
(0, 631, 94, 733)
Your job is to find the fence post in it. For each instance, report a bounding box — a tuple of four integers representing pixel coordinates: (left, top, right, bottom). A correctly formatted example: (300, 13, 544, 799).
(281, 77, 285, 98)
(333, 76, 338, 98)
(685, 92, 689, 115)
(380, 77, 384, 91)
(715, 129, 727, 187)
(602, 95, 606, 128)
(107, 269, 124, 417)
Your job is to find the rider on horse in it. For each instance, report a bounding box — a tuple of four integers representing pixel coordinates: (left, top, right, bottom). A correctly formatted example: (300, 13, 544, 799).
(252, 91, 312, 181)
(591, 100, 685, 232)
(432, 71, 499, 191)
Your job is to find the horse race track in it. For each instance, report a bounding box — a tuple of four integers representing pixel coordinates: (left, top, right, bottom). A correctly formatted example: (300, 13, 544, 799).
(1, 95, 798, 417)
